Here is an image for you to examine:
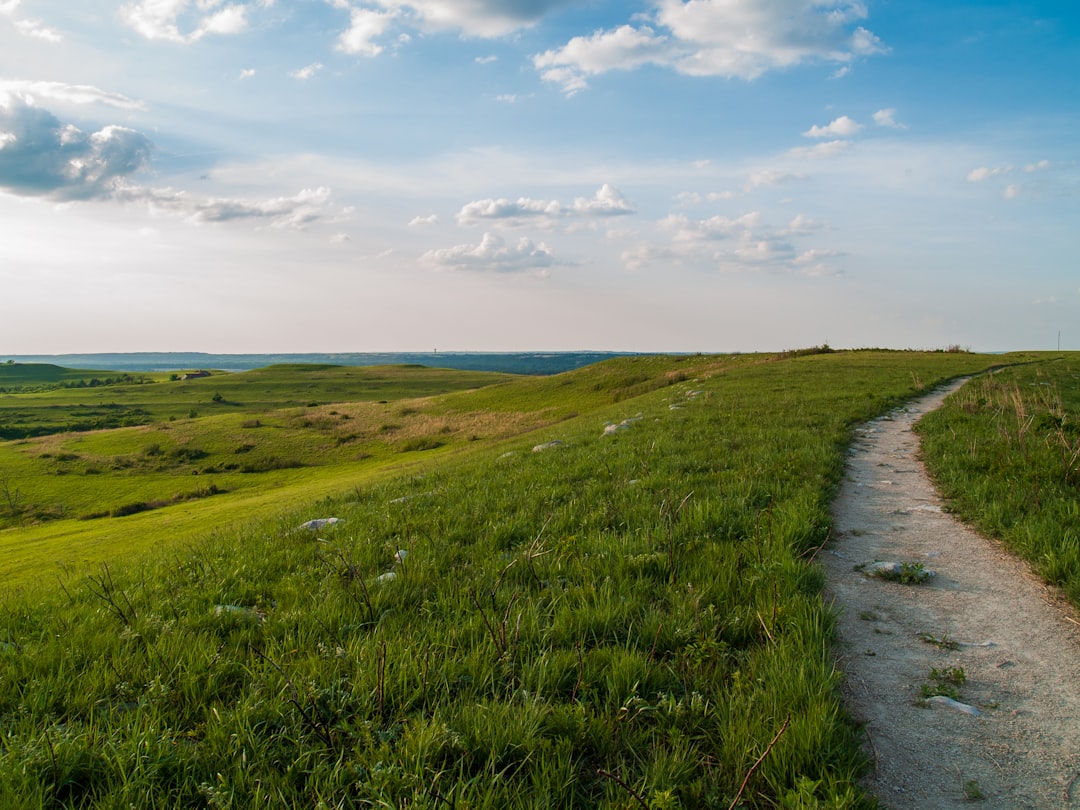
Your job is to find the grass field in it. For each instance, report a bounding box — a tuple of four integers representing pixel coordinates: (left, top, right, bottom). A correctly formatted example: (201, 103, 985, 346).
(917, 355, 1080, 605)
(0, 350, 1040, 807)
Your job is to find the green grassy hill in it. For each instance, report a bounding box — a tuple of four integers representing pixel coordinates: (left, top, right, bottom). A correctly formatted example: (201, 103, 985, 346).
(0, 350, 1047, 808)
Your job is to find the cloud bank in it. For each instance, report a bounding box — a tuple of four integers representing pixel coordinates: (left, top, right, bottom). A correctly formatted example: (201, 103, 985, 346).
(456, 184, 634, 227)
(534, 0, 888, 94)
(120, 0, 263, 43)
(422, 232, 560, 273)
(0, 95, 153, 200)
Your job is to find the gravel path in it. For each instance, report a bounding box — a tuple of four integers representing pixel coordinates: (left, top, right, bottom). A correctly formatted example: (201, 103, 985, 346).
(824, 379, 1080, 808)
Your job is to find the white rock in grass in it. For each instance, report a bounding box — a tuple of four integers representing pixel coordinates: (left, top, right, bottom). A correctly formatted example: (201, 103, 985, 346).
(866, 561, 904, 577)
(532, 440, 563, 452)
(298, 517, 342, 531)
(926, 695, 982, 716)
(214, 604, 263, 623)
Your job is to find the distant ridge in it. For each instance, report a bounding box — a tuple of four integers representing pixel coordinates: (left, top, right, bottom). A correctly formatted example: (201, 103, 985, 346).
(4, 352, 644, 375)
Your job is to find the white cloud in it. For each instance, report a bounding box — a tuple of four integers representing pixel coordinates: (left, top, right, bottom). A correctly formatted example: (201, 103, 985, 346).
(785, 214, 824, 234)
(535, 0, 888, 93)
(409, 213, 439, 226)
(850, 26, 887, 55)
(116, 184, 335, 229)
(1, 0, 62, 41)
(1003, 184, 1020, 200)
(793, 247, 843, 276)
(747, 169, 808, 188)
(1024, 159, 1050, 172)
(966, 165, 1011, 182)
(336, 7, 396, 56)
(661, 211, 760, 242)
(0, 96, 153, 200)
(14, 17, 62, 41)
(0, 81, 145, 110)
(290, 63, 324, 80)
(495, 94, 518, 103)
(201, 4, 248, 35)
(457, 184, 634, 227)
(533, 25, 675, 95)
(120, 0, 256, 43)
(421, 232, 560, 274)
(372, 0, 568, 38)
(872, 108, 905, 128)
(787, 139, 852, 160)
(571, 184, 635, 216)
(326, 0, 569, 57)
(475, 55, 497, 64)
(330, 232, 351, 244)
(239, 68, 256, 79)
(624, 207, 838, 277)
(803, 115, 862, 138)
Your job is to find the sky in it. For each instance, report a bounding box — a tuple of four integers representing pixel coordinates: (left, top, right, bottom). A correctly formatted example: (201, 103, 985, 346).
(0, 1, 1077, 354)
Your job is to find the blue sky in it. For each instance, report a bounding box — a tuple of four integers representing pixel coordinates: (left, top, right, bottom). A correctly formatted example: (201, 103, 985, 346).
(1, 1, 1076, 353)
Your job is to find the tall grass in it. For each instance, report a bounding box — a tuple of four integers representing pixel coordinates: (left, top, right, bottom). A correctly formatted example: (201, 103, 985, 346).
(0, 351, 1010, 807)
(917, 356, 1080, 604)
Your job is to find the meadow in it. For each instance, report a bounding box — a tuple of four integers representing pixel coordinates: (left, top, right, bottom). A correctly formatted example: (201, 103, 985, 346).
(917, 357, 1080, 605)
(0, 350, 1044, 807)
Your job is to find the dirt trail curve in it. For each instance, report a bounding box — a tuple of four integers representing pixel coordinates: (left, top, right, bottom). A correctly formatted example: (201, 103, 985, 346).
(824, 378, 1080, 809)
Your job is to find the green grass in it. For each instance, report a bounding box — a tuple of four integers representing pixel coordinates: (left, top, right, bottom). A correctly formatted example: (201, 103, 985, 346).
(0, 350, 1019, 808)
(0, 363, 513, 439)
(917, 356, 1080, 606)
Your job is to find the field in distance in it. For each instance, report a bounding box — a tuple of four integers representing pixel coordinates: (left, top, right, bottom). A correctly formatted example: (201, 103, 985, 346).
(0, 348, 1063, 807)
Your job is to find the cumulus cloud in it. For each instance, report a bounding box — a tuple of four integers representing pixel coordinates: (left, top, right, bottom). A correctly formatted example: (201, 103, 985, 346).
(0, 95, 153, 200)
(787, 139, 852, 160)
(747, 169, 809, 188)
(336, 7, 396, 55)
(326, 0, 569, 55)
(290, 63, 324, 80)
(120, 0, 264, 43)
(623, 207, 839, 276)
(533, 25, 676, 95)
(872, 108, 905, 128)
(409, 213, 439, 226)
(803, 115, 861, 138)
(421, 232, 560, 274)
(966, 165, 1012, 182)
(456, 184, 634, 227)
(675, 190, 736, 204)
(0, 80, 145, 110)
(366, 0, 568, 37)
(115, 184, 335, 229)
(1, 0, 62, 41)
(534, 0, 888, 94)
(793, 247, 843, 276)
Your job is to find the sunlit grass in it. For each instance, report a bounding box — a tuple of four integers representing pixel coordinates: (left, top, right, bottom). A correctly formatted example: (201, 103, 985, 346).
(917, 355, 1080, 604)
(0, 350, 1021, 807)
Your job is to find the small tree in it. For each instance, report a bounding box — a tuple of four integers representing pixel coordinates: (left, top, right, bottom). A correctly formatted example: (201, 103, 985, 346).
(0, 473, 24, 518)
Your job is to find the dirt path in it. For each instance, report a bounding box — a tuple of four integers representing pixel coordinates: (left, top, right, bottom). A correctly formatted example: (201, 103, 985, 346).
(824, 378, 1080, 808)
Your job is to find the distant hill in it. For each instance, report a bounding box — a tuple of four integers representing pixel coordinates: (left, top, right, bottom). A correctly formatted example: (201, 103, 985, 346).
(3, 352, 642, 376)
(0, 362, 123, 387)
